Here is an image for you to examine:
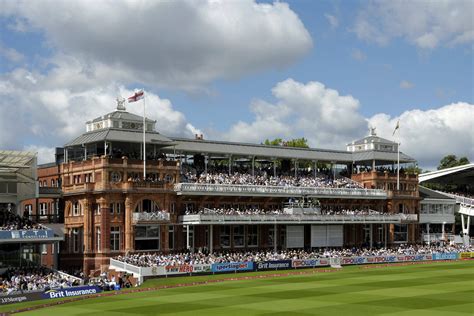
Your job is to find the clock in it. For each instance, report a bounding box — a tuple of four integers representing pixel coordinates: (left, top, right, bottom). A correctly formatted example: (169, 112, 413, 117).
(111, 171, 122, 183)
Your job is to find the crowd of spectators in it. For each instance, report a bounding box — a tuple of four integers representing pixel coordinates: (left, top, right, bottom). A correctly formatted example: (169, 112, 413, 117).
(185, 208, 284, 216)
(0, 267, 82, 295)
(0, 211, 44, 231)
(87, 271, 133, 291)
(184, 171, 363, 189)
(114, 244, 473, 267)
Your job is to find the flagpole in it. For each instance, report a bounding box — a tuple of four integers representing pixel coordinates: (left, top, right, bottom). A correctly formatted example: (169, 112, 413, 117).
(397, 130, 400, 191)
(143, 90, 146, 179)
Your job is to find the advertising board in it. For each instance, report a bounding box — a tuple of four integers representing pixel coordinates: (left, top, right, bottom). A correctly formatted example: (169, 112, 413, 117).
(292, 259, 329, 268)
(0, 292, 43, 305)
(256, 260, 292, 270)
(211, 262, 254, 273)
(42, 286, 102, 299)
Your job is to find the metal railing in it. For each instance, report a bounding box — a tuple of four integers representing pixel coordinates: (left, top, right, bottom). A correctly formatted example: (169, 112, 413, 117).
(435, 192, 474, 207)
(422, 233, 455, 243)
(175, 183, 387, 198)
(180, 213, 417, 224)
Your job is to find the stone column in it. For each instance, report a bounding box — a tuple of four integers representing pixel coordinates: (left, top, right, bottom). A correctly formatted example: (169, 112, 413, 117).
(125, 196, 133, 253)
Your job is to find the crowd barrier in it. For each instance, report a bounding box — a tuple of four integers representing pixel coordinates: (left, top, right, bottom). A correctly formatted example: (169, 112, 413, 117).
(459, 252, 474, 259)
(0, 285, 102, 306)
(2, 253, 468, 306)
(109, 252, 465, 283)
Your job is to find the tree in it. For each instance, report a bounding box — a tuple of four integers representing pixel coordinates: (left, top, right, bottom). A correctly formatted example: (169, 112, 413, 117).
(263, 137, 309, 148)
(404, 165, 423, 175)
(438, 155, 471, 170)
(284, 138, 309, 148)
(458, 157, 470, 166)
(263, 138, 283, 146)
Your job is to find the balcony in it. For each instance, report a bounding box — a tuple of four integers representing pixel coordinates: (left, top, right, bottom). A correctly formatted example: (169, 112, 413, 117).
(175, 183, 387, 199)
(62, 182, 95, 194)
(179, 213, 416, 225)
(133, 211, 170, 224)
(38, 187, 62, 198)
(419, 213, 455, 224)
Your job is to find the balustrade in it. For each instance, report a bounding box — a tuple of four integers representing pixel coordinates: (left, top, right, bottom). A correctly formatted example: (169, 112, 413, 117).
(175, 183, 387, 198)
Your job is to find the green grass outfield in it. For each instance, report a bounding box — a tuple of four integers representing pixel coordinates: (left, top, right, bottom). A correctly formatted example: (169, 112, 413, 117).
(3, 260, 474, 315)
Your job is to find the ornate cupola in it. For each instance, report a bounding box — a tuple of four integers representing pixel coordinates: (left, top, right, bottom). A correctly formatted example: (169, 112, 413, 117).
(85, 96, 156, 132)
(347, 127, 397, 152)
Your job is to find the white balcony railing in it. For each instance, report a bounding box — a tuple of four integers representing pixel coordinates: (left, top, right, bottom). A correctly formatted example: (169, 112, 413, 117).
(175, 183, 387, 198)
(180, 213, 416, 224)
(132, 212, 170, 223)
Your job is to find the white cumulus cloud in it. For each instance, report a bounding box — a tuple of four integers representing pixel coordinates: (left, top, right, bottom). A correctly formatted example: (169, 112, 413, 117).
(0, 59, 200, 163)
(222, 79, 368, 150)
(1, 0, 312, 90)
(353, 0, 474, 49)
(368, 102, 474, 169)
(221, 79, 473, 170)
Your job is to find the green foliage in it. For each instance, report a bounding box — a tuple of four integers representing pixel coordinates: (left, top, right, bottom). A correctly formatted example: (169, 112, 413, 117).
(263, 137, 309, 148)
(404, 165, 423, 175)
(438, 154, 470, 170)
(263, 138, 283, 146)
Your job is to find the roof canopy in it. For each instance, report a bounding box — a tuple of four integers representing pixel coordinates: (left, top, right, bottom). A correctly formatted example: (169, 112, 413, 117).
(64, 128, 174, 147)
(419, 163, 474, 185)
(0, 150, 36, 173)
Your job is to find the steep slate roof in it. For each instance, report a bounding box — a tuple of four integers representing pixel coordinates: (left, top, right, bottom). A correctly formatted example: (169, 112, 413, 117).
(352, 150, 415, 163)
(64, 128, 174, 147)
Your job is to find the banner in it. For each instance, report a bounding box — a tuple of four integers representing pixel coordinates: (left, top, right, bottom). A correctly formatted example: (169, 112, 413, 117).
(0, 292, 43, 305)
(433, 253, 458, 260)
(256, 260, 292, 270)
(341, 254, 432, 265)
(42, 286, 102, 299)
(0, 230, 54, 240)
(292, 259, 329, 268)
(164, 264, 194, 275)
(193, 264, 212, 273)
(164, 264, 212, 275)
(211, 262, 254, 273)
(459, 252, 474, 259)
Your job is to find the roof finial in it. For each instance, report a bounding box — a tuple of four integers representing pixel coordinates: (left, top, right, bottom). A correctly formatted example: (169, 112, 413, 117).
(116, 95, 126, 111)
(369, 126, 377, 136)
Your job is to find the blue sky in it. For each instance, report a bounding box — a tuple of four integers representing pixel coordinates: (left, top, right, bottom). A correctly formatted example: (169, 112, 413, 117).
(0, 0, 472, 169)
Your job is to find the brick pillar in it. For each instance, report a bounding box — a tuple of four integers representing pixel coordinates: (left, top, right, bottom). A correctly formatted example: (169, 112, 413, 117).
(100, 198, 110, 253)
(125, 196, 133, 252)
(83, 198, 92, 254)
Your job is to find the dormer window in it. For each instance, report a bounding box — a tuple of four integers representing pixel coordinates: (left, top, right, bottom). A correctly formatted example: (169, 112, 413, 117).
(122, 121, 143, 130)
(94, 122, 103, 130)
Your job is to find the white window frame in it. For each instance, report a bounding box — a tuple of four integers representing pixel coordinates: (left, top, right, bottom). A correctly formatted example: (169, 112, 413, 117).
(110, 226, 120, 251)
